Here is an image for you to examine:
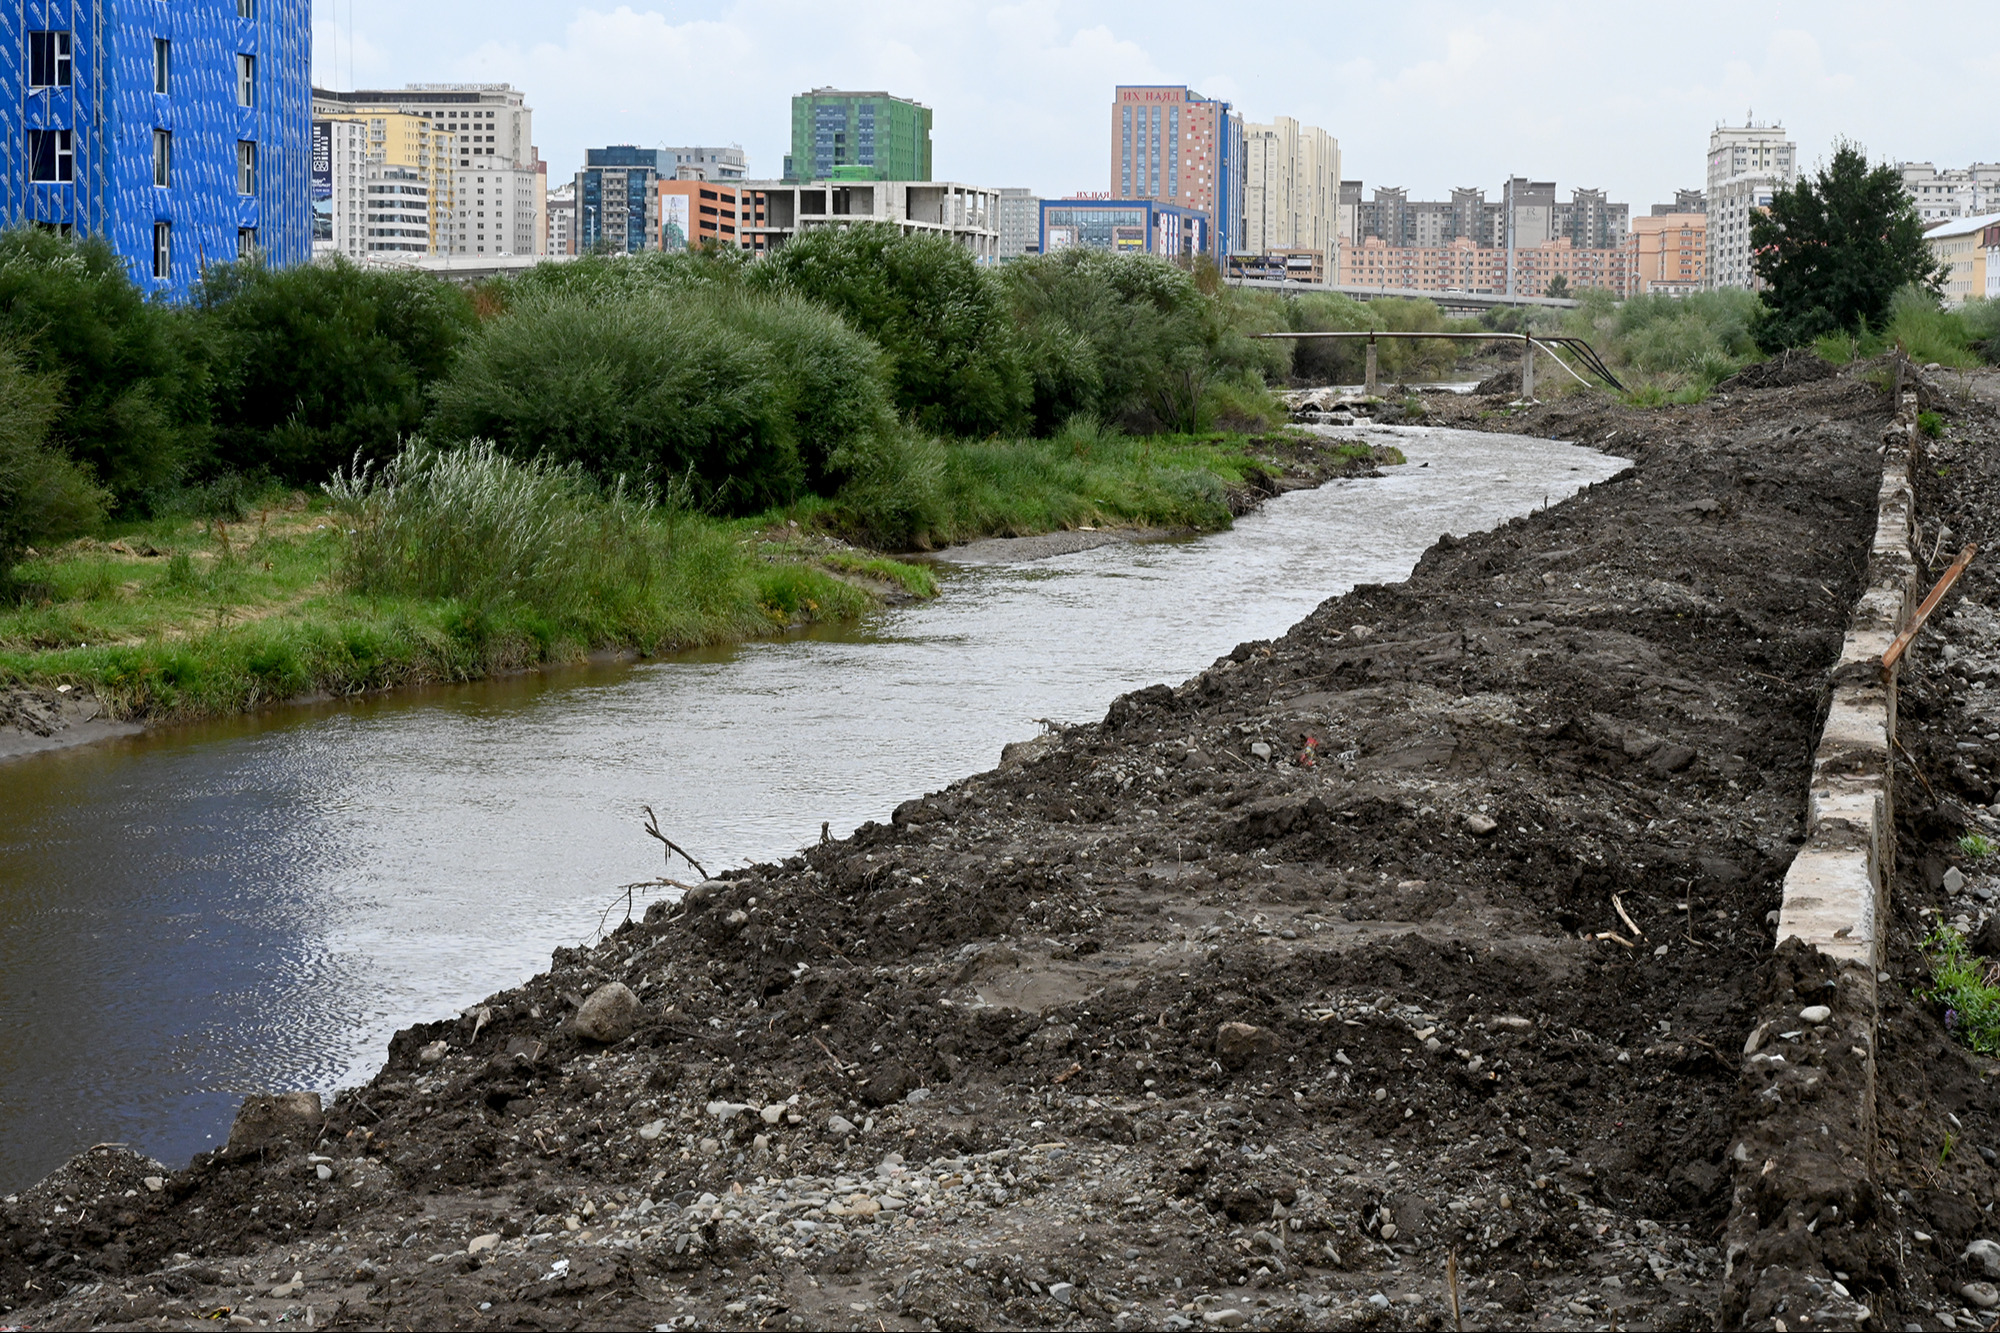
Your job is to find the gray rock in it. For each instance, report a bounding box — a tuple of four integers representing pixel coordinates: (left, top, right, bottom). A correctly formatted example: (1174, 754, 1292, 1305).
(1947, 866, 1968, 894)
(1800, 1005, 1832, 1024)
(1963, 1238, 2000, 1277)
(417, 1040, 448, 1064)
(1202, 1310, 1247, 1328)
(1048, 1281, 1076, 1306)
(1962, 1281, 2000, 1309)
(827, 1114, 858, 1137)
(1250, 742, 1273, 761)
(573, 982, 640, 1043)
(1464, 813, 1498, 836)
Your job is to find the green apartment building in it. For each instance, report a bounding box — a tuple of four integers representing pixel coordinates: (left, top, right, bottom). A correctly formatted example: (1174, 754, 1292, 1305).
(785, 89, 932, 181)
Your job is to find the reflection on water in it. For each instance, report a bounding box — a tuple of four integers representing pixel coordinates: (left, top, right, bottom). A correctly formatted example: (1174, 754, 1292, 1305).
(0, 426, 1626, 1190)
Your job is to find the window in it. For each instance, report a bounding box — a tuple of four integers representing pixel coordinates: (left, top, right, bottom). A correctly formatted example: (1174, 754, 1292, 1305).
(153, 221, 172, 280)
(27, 129, 73, 183)
(238, 228, 256, 259)
(237, 0, 255, 16)
(237, 54, 255, 107)
(153, 129, 172, 186)
(237, 141, 256, 194)
(29, 30, 72, 88)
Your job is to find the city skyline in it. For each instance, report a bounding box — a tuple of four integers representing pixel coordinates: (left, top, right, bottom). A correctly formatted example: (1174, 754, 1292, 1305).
(310, 0, 2000, 206)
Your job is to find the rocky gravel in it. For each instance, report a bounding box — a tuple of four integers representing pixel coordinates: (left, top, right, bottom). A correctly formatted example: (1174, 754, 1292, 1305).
(9, 364, 1987, 1332)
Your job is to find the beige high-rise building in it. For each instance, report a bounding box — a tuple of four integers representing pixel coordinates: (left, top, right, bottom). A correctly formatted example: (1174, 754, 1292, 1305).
(1242, 117, 1339, 267)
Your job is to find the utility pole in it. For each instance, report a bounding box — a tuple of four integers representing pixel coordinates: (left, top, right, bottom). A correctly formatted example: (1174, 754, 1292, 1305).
(1504, 175, 1516, 299)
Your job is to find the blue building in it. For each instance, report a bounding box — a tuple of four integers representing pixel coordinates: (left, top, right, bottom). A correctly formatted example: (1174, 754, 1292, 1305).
(0, 0, 311, 298)
(576, 146, 673, 255)
(1039, 199, 1210, 260)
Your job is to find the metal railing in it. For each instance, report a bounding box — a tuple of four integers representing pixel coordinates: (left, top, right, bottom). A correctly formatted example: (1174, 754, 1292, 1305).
(1250, 329, 1625, 395)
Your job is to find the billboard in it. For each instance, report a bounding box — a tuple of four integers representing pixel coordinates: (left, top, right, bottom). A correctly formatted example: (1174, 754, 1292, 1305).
(662, 193, 690, 252)
(310, 121, 333, 242)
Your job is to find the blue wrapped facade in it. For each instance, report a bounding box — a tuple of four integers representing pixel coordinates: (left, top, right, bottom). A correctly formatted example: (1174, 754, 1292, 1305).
(0, 0, 310, 298)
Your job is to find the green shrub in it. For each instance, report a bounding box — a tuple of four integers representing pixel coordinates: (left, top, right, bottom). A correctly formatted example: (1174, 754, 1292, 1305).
(1882, 285, 1981, 369)
(194, 257, 477, 486)
(753, 223, 1029, 436)
(1919, 410, 1945, 438)
(0, 343, 109, 577)
(0, 226, 210, 508)
(1002, 250, 1279, 434)
(429, 284, 876, 512)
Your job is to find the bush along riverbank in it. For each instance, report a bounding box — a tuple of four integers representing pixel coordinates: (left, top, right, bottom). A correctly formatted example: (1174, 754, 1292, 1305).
(0, 428, 1373, 729)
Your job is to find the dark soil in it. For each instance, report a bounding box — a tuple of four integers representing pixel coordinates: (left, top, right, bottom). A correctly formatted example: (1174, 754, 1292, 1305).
(1717, 350, 1838, 393)
(3, 372, 1950, 1333)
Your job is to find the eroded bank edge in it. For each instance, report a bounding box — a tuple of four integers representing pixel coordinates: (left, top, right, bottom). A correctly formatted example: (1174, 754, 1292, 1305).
(1720, 385, 1923, 1328)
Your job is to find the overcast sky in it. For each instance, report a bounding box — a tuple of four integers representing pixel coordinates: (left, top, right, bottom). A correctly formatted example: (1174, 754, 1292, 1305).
(311, 0, 1999, 206)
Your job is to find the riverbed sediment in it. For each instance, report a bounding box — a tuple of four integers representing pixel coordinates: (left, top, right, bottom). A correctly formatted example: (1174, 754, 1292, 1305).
(14, 367, 2000, 1332)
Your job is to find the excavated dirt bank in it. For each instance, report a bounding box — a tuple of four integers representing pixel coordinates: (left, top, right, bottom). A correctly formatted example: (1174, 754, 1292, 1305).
(10, 372, 1983, 1333)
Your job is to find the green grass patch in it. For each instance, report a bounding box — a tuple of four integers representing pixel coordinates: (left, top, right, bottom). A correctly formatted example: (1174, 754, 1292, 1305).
(2, 428, 1286, 720)
(1924, 926, 2000, 1054)
(1960, 833, 1995, 861)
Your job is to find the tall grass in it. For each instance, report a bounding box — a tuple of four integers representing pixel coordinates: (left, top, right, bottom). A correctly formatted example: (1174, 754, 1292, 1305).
(325, 441, 868, 647)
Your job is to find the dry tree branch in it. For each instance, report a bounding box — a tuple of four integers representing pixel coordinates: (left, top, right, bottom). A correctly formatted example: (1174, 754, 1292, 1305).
(642, 804, 709, 880)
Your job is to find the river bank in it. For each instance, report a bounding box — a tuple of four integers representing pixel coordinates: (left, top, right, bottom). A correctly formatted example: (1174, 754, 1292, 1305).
(10, 367, 1979, 1331)
(0, 432, 1395, 760)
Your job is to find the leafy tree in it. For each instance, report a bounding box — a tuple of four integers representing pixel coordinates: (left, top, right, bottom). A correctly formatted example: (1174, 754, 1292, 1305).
(0, 343, 109, 580)
(1545, 274, 1571, 299)
(1752, 143, 1943, 349)
(750, 223, 1029, 436)
(0, 226, 210, 509)
(195, 257, 476, 485)
(1002, 249, 1274, 433)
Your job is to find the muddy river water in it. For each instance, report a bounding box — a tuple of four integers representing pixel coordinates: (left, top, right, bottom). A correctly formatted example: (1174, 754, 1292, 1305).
(0, 426, 1627, 1191)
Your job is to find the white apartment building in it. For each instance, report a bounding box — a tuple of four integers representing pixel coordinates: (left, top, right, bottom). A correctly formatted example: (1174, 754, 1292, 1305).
(664, 146, 748, 181)
(1705, 121, 1796, 290)
(743, 180, 1000, 262)
(997, 187, 1041, 259)
(1901, 163, 2000, 222)
(547, 182, 576, 256)
(1242, 117, 1340, 268)
(312, 83, 547, 258)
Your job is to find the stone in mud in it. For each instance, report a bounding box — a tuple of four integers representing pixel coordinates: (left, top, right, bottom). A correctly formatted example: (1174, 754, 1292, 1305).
(1464, 813, 1498, 836)
(1946, 866, 1967, 894)
(1974, 916, 2000, 958)
(1963, 1281, 2000, 1309)
(1216, 1022, 1282, 1065)
(1965, 1238, 2000, 1278)
(224, 1092, 323, 1159)
(573, 982, 640, 1044)
(861, 1062, 919, 1106)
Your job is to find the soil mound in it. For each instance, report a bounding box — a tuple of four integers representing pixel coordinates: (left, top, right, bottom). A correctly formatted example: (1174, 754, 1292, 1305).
(1719, 347, 1837, 391)
(1474, 367, 1521, 396)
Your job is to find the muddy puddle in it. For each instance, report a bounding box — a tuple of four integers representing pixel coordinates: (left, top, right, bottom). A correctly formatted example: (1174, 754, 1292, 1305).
(0, 425, 1625, 1191)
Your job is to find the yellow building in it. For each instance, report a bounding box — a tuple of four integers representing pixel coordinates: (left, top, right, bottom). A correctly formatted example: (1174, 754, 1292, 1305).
(1926, 213, 2000, 307)
(311, 101, 457, 256)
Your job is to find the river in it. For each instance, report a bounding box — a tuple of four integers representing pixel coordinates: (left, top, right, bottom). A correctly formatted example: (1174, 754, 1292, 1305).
(0, 425, 1627, 1192)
